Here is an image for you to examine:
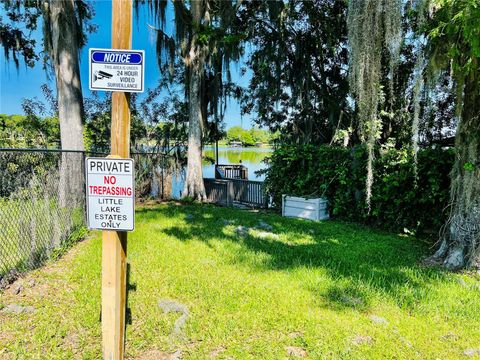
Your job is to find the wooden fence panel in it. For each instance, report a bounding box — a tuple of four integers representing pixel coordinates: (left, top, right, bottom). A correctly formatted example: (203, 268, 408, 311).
(204, 178, 268, 208)
(231, 179, 268, 208)
(204, 179, 232, 206)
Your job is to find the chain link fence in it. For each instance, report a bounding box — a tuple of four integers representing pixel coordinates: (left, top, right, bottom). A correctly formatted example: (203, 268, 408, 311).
(0, 149, 86, 279)
(131, 151, 182, 201)
(0, 149, 176, 282)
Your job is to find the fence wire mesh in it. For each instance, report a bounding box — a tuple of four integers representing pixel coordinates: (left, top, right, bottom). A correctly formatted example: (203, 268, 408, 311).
(0, 150, 85, 278)
(131, 152, 180, 201)
(0, 149, 175, 280)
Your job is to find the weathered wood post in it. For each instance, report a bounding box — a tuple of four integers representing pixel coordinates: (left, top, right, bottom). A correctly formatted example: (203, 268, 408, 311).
(227, 180, 235, 206)
(102, 0, 132, 358)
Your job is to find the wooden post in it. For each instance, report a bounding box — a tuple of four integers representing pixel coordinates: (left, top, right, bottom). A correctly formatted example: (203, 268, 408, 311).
(102, 1, 132, 359)
(227, 180, 234, 207)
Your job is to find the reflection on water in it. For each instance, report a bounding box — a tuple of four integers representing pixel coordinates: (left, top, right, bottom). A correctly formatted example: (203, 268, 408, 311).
(171, 146, 272, 198)
(202, 146, 272, 181)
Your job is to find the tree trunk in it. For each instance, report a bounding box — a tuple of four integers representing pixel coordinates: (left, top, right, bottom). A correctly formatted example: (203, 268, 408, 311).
(182, 54, 207, 200)
(182, 0, 206, 201)
(162, 165, 173, 200)
(432, 70, 480, 270)
(49, 0, 85, 207)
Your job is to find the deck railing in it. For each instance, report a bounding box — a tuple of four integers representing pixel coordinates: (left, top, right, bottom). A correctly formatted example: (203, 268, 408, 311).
(215, 164, 248, 180)
(204, 179, 233, 207)
(231, 179, 267, 207)
(204, 178, 268, 208)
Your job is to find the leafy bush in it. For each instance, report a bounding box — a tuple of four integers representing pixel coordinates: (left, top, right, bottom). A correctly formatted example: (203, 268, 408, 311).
(0, 151, 59, 197)
(265, 144, 454, 236)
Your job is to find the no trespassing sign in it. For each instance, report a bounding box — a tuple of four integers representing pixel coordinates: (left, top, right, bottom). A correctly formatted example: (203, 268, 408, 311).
(85, 157, 135, 231)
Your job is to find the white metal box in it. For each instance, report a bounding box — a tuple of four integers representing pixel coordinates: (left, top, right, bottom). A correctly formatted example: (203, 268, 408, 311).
(282, 195, 329, 221)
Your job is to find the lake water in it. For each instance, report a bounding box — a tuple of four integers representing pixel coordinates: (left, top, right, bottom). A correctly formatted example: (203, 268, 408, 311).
(202, 146, 272, 181)
(170, 146, 272, 198)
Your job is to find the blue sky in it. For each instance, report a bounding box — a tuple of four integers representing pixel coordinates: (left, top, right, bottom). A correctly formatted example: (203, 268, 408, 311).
(0, 1, 253, 129)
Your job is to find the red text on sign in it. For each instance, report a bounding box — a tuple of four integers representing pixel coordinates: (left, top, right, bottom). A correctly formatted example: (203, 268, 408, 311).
(89, 185, 132, 196)
(104, 176, 117, 184)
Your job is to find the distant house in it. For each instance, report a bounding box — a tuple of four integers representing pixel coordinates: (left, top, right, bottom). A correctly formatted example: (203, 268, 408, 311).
(230, 141, 243, 147)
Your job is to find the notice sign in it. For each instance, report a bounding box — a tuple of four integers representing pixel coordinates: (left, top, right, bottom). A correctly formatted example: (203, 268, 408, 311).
(86, 158, 135, 231)
(89, 48, 144, 93)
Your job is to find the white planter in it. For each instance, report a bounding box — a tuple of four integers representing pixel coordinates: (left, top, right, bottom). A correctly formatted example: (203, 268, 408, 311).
(282, 195, 329, 221)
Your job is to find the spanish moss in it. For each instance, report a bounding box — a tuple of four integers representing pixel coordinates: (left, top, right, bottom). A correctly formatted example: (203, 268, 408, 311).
(347, 0, 402, 207)
(411, 52, 425, 184)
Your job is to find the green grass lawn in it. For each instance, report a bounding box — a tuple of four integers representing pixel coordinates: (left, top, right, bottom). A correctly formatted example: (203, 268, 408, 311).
(1, 203, 479, 359)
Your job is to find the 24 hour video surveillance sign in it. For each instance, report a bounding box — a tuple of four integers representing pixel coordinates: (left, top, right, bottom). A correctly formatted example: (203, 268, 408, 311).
(89, 48, 144, 93)
(86, 158, 135, 231)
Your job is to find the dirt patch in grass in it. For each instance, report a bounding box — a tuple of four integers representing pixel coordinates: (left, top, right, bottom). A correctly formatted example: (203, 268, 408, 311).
(209, 346, 226, 358)
(135, 349, 182, 360)
(352, 334, 374, 346)
(285, 345, 308, 358)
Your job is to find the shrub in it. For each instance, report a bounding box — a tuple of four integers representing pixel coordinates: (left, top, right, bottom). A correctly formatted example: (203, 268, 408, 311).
(265, 144, 454, 237)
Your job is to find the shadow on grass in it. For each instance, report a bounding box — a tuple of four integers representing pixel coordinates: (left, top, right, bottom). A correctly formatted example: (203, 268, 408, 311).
(126, 263, 137, 326)
(136, 204, 450, 312)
